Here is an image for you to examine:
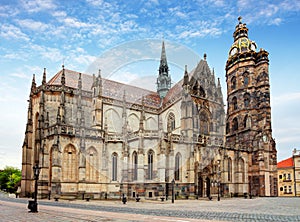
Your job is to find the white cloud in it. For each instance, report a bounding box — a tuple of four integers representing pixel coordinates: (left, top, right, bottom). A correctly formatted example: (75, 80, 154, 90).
(0, 24, 29, 41)
(273, 92, 300, 106)
(63, 17, 94, 28)
(0, 5, 19, 17)
(16, 19, 49, 31)
(20, 0, 56, 13)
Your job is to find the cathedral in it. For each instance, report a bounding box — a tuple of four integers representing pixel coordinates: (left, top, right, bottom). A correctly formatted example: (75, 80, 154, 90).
(21, 18, 278, 199)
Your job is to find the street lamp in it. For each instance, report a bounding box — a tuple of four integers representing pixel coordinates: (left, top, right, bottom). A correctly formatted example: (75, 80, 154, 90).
(28, 163, 40, 213)
(171, 179, 175, 203)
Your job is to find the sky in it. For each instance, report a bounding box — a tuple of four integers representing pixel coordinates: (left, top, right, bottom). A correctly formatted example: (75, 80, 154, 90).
(0, 0, 299, 169)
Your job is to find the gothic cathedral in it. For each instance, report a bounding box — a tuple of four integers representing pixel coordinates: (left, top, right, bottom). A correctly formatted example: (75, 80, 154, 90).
(21, 18, 277, 199)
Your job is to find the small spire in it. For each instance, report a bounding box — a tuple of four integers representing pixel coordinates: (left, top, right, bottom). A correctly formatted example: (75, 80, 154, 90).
(78, 73, 82, 90)
(98, 69, 101, 78)
(31, 74, 36, 90)
(217, 77, 221, 87)
(61, 65, 65, 85)
(42, 68, 46, 85)
(204, 53, 207, 60)
(183, 65, 189, 86)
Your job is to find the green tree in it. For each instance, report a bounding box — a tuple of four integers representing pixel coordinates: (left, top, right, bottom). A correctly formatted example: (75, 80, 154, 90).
(0, 166, 21, 193)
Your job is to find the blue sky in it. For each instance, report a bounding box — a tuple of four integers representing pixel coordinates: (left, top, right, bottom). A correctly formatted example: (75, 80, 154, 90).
(0, 0, 299, 169)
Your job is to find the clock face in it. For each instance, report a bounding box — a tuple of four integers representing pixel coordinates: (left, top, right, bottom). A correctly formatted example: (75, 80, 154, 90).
(230, 47, 237, 56)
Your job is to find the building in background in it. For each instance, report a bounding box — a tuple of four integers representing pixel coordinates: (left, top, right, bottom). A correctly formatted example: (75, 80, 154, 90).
(277, 157, 294, 196)
(277, 149, 300, 197)
(21, 18, 277, 199)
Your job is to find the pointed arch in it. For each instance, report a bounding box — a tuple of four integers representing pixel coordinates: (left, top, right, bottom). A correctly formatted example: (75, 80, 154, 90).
(112, 152, 118, 181)
(167, 112, 175, 132)
(132, 151, 138, 181)
(145, 116, 157, 131)
(86, 147, 98, 182)
(62, 144, 77, 182)
(243, 93, 250, 107)
(243, 71, 249, 86)
(238, 158, 245, 183)
(128, 113, 139, 132)
(232, 117, 238, 131)
(147, 150, 154, 180)
(232, 96, 238, 110)
(105, 109, 122, 133)
(231, 76, 236, 90)
(228, 158, 232, 182)
(199, 110, 209, 134)
(244, 115, 251, 128)
(175, 152, 182, 181)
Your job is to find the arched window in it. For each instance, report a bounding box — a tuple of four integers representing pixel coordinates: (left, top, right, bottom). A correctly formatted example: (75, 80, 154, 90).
(244, 93, 250, 107)
(175, 153, 181, 181)
(112, 153, 118, 181)
(233, 117, 238, 131)
(239, 158, 245, 183)
(63, 145, 77, 182)
(167, 112, 175, 132)
(86, 147, 98, 182)
(231, 76, 236, 90)
(243, 75, 249, 86)
(232, 97, 238, 110)
(244, 115, 251, 128)
(147, 150, 154, 180)
(228, 158, 232, 181)
(200, 112, 209, 134)
(133, 152, 138, 181)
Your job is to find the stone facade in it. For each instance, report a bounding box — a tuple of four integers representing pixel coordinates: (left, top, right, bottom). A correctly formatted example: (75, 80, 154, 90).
(21, 18, 277, 199)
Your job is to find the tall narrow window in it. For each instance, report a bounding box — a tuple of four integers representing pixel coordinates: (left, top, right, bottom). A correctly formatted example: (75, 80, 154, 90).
(200, 112, 209, 134)
(244, 75, 249, 86)
(244, 115, 251, 128)
(63, 145, 77, 182)
(244, 93, 250, 108)
(175, 153, 181, 181)
(231, 76, 236, 90)
(228, 158, 232, 181)
(133, 152, 138, 181)
(86, 147, 98, 182)
(239, 158, 245, 183)
(232, 97, 238, 110)
(167, 113, 175, 132)
(112, 153, 118, 181)
(233, 117, 238, 131)
(148, 150, 154, 180)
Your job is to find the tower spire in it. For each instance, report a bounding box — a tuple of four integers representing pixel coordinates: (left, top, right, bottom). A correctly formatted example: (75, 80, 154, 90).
(157, 41, 171, 99)
(42, 68, 46, 85)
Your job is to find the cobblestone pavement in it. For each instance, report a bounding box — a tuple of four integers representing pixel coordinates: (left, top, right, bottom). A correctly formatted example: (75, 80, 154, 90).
(1, 192, 300, 222)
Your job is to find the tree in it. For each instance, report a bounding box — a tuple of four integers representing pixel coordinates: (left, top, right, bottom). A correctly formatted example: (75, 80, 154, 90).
(0, 166, 21, 193)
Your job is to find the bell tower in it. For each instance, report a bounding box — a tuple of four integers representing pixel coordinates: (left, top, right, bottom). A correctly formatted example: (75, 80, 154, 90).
(225, 17, 277, 196)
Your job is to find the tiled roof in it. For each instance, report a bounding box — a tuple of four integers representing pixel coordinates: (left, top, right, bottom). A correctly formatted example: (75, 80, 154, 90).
(277, 157, 294, 168)
(48, 68, 163, 108)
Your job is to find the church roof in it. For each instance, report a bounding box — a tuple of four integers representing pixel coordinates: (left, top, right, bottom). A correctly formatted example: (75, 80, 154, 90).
(48, 68, 162, 108)
(277, 157, 294, 169)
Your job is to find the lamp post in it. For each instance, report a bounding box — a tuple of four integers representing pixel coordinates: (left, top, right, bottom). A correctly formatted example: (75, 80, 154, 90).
(28, 163, 40, 213)
(171, 179, 175, 203)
